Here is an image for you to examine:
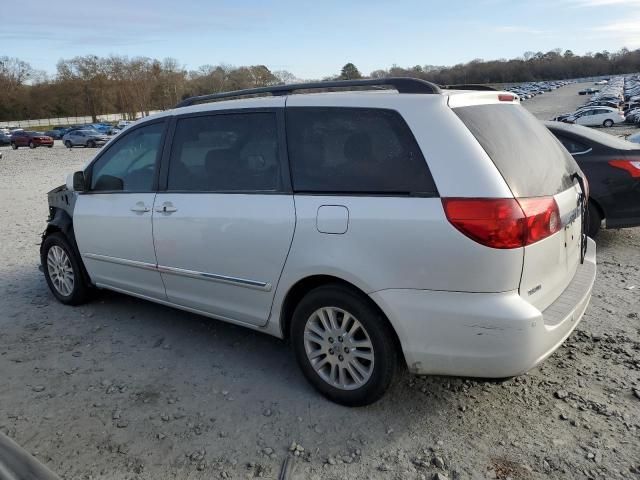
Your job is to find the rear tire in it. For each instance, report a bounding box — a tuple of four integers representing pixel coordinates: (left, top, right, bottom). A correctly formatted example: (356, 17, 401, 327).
(587, 201, 602, 238)
(11, 142, 17, 150)
(290, 285, 397, 406)
(603, 119, 614, 128)
(41, 233, 90, 305)
(87, 140, 96, 148)
(64, 140, 72, 148)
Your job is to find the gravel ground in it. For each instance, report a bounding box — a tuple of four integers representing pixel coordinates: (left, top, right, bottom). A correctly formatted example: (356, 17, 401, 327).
(0, 86, 639, 480)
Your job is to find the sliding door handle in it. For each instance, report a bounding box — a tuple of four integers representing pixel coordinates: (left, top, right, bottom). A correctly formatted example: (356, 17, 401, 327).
(130, 202, 151, 213)
(155, 202, 178, 214)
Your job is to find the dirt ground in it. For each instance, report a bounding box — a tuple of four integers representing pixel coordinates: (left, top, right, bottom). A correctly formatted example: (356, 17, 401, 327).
(0, 84, 639, 480)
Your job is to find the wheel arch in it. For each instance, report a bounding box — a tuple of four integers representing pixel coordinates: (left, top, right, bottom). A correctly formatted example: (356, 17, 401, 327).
(42, 208, 92, 284)
(277, 274, 405, 364)
(589, 196, 606, 221)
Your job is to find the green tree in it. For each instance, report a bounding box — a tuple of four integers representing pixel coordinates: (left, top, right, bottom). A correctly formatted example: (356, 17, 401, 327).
(339, 63, 362, 80)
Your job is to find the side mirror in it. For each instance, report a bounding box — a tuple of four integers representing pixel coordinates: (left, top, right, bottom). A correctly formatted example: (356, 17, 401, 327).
(66, 171, 86, 192)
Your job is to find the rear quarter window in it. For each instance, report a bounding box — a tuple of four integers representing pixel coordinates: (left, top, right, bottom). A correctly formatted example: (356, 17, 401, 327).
(454, 104, 580, 197)
(286, 107, 437, 195)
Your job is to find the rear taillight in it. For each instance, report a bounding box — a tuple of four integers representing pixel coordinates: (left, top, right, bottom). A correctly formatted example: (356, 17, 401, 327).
(498, 94, 515, 102)
(442, 197, 561, 249)
(609, 159, 640, 178)
(518, 197, 561, 245)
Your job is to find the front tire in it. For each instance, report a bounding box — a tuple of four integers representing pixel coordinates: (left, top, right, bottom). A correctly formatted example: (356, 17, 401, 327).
(11, 142, 17, 150)
(29, 141, 36, 149)
(87, 140, 96, 148)
(603, 119, 614, 128)
(64, 140, 72, 148)
(41, 233, 90, 305)
(291, 285, 397, 406)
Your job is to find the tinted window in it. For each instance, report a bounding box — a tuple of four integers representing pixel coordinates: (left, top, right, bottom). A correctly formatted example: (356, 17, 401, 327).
(286, 108, 437, 195)
(454, 104, 580, 197)
(90, 121, 164, 192)
(556, 135, 590, 154)
(167, 113, 280, 192)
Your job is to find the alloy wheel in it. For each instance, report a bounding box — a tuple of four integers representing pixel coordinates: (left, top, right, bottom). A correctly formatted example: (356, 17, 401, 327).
(47, 245, 75, 297)
(303, 306, 375, 390)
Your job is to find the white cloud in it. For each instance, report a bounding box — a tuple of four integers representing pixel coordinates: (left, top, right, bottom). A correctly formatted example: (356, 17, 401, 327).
(494, 26, 545, 34)
(595, 19, 640, 32)
(586, 19, 640, 48)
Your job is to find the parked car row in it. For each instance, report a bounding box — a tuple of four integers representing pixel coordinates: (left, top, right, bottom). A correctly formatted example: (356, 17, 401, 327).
(622, 76, 640, 125)
(552, 77, 626, 127)
(0, 120, 137, 150)
(505, 80, 571, 101)
(45, 122, 125, 139)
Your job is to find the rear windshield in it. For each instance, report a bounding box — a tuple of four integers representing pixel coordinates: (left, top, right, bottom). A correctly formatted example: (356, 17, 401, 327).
(454, 104, 580, 197)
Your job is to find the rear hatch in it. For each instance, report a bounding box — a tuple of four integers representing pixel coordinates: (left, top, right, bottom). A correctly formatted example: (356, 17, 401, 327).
(452, 98, 584, 311)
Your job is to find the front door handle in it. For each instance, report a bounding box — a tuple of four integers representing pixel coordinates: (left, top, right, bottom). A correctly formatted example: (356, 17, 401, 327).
(155, 202, 178, 213)
(130, 202, 151, 213)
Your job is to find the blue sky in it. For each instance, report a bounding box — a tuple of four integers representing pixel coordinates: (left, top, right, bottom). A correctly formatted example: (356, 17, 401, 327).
(4, 0, 640, 79)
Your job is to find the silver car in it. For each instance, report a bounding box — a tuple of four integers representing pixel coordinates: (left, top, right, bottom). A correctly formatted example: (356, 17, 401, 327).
(40, 79, 596, 406)
(62, 129, 109, 148)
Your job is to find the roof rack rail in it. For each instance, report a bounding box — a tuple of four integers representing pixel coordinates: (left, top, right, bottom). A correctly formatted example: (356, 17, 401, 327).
(440, 84, 497, 91)
(175, 77, 442, 108)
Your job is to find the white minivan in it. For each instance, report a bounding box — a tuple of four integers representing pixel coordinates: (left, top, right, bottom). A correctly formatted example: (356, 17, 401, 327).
(41, 78, 596, 405)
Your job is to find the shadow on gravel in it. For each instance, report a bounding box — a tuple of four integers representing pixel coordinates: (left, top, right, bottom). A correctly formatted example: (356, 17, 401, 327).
(1, 264, 457, 466)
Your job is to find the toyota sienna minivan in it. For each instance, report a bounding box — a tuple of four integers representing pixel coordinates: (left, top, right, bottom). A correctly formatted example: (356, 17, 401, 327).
(41, 78, 596, 406)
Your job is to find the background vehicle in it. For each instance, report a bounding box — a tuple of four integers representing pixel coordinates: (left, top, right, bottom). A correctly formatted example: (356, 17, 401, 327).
(41, 79, 595, 406)
(44, 127, 69, 139)
(547, 121, 640, 236)
(579, 87, 600, 95)
(627, 131, 640, 144)
(0, 131, 11, 145)
(566, 107, 625, 127)
(10, 130, 54, 149)
(62, 129, 109, 148)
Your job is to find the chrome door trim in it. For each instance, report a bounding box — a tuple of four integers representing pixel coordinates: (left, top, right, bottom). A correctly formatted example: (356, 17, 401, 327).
(157, 265, 272, 291)
(82, 253, 271, 291)
(82, 253, 157, 272)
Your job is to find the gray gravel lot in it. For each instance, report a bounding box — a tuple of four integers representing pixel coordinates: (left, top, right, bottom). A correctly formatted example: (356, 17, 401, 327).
(0, 86, 639, 480)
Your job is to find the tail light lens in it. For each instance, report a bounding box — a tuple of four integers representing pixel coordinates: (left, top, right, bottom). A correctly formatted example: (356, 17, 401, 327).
(442, 197, 561, 249)
(609, 159, 640, 178)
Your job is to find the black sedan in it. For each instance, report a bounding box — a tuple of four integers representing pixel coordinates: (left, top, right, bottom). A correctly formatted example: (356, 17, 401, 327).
(546, 121, 640, 236)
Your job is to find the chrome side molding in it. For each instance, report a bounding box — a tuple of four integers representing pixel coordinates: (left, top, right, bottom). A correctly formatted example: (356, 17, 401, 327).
(82, 253, 271, 291)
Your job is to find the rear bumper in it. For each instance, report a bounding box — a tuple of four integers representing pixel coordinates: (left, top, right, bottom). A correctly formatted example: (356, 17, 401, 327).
(371, 237, 596, 378)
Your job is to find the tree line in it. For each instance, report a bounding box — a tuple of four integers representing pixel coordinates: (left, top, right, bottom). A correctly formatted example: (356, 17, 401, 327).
(1, 48, 639, 122)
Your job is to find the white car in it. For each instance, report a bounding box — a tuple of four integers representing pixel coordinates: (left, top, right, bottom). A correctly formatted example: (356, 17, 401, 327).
(627, 131, 640, 143)
(595, 80, 608, 85)
(40, 79, 596, 406)
(568, 107, 625, 127)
